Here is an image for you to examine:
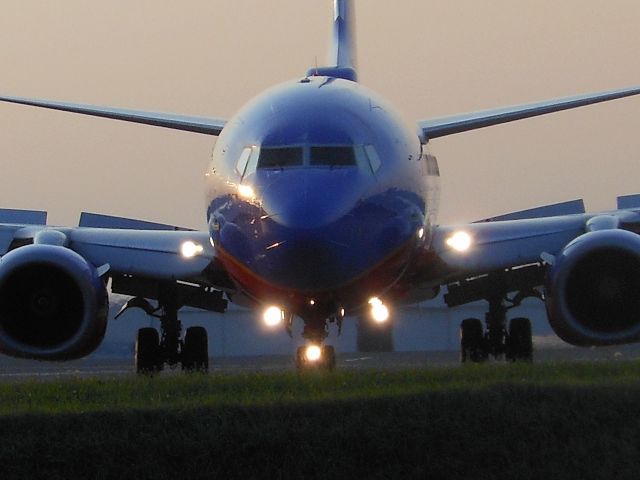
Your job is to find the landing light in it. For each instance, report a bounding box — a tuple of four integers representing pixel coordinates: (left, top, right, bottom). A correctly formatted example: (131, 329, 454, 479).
(237, 184, 255, 200)
(368, 297, 390, 323)
(445, 231, 472, 252)
(263, 306, 284, 327)
(305, 344, 322, 362)
(181, 241, 204, 258)
(418, 227, 425, 239)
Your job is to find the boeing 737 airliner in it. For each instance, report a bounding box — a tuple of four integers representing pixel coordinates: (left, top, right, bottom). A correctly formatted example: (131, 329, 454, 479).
(1, 0, 640, 371)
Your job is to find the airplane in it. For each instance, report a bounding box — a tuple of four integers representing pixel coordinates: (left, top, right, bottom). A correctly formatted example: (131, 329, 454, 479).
(1, 0, 640, 372)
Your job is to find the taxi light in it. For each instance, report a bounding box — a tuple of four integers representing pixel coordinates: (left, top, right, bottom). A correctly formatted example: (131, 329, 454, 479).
(305, 344, 322, 362)
(237, 184, 255, 199)
(181, 241, 204, 258)
(368, 297, 390, 323)
(263, 306, 284, 327)
(445, 231, 472, 252)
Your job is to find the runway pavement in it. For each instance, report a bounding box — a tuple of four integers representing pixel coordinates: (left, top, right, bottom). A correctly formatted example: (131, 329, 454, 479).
(1, 344, 640, 382)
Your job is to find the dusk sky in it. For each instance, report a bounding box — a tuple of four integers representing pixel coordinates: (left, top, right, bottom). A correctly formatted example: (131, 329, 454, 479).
(1, 0, 639, 228)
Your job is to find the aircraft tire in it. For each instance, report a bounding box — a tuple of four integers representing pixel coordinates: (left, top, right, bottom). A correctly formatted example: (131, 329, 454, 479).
(460, 318, 487, 363)
(135, 327, 161, 374)
(506, 317, 533, 362)
(295, 345, 336, 370)
(182, 326, 209, 373)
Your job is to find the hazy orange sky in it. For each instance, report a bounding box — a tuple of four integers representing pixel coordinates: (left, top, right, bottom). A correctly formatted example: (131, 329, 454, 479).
(1, 0, 639, 228)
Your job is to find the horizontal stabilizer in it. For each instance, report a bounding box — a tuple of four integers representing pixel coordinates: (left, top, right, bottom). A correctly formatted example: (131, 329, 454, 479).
(475, 199, 585, 223)
(79, 212, 192, 231)
(617, 194, 640, 209)
(0, 208, 47, 225)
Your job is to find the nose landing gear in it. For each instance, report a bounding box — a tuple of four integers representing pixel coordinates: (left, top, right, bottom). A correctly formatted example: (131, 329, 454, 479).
(296, 315, 336, 370)
(296, 344, 336, 370)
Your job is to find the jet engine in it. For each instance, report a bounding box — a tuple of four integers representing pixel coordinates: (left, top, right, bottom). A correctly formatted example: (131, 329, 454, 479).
(545, 229, 640, 346)
(0, 244, 108, 360)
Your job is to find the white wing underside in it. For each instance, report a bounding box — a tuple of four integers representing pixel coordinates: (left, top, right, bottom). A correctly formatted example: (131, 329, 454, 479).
(431, 206, 640, 283)
(0, 223, 214, 281)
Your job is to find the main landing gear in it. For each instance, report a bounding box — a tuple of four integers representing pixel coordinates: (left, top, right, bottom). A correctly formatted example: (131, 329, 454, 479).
(121, 285, 209, 374)
(460, 296, 533, 363)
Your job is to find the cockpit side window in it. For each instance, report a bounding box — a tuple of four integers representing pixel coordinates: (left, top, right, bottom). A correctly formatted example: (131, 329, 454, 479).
(309, 146, 356, 166)
(258, 147, 304, 169)
(235, 147, 253, 177)
(364, 145, 382, 173)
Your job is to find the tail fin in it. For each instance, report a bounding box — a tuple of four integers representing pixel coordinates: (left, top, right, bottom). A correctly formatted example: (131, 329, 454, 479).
(330, 0, 357, 70)
(307, 0, 358, 81)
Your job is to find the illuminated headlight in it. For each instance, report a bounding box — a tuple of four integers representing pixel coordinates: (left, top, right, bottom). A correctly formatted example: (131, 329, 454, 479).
(445, 231, 472, 252)
(237, 184, 255, 199)
(305, 344, 322, 362)
(417, 227, 425, 239)
(368, 297, 390, 323)
(263, 306, 284, 327)
(181, 241, 204, 258)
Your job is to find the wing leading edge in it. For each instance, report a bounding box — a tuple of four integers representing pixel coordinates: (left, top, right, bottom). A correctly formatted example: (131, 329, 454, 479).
(419, 86, 640, 141)
(0, 95, 226, 136)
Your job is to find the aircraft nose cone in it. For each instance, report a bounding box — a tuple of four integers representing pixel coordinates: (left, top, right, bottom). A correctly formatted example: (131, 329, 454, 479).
(258, 169, 361, 229)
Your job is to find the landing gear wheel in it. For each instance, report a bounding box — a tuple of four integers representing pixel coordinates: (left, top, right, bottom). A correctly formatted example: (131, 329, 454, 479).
(135, 327, 161, 374)
(182, 326, 209, 373)
(506, 317, 533, 362)
(460, 318, 487, 363)
(295, 345, 336, 371)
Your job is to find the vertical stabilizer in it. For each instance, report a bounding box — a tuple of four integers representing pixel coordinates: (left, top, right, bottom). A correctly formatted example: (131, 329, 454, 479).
(309, 0, 358, 81)
(330, 0, 357, 70)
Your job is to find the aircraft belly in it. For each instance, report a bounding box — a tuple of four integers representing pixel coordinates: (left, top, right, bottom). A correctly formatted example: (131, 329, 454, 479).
(209, 189, 425, 306)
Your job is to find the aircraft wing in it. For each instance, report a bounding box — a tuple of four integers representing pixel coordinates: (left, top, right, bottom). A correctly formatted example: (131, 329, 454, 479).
(0, 95, 226, 136)
(428, 203, 640, 284)
(0, 224, 213, 282)
(418, 86, 640, 141)
(68, 228, 215, 281)
(0, 208, 228, 287)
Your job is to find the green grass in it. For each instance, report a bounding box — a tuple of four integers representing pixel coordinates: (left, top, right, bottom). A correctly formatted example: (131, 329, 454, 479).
(2, 362, 640, 479)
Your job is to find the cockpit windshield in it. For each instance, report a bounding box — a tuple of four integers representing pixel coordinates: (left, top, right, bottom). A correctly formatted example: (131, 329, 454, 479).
(237, 144, 381, 178)
(258, 147, 304, 168)
(256, 145, 359, 170)
(309, 146, 356, 166)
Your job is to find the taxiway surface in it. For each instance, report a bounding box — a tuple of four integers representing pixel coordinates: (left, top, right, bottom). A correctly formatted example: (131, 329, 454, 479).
(1, 344, 640, 382)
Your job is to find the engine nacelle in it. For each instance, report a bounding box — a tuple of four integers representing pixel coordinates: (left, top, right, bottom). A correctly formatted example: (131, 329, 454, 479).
(0, 244, 108, 360)
(545, 229, 640, 346)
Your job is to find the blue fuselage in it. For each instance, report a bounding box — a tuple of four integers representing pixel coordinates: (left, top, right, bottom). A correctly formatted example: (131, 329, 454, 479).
(205, 76, 439, 317)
